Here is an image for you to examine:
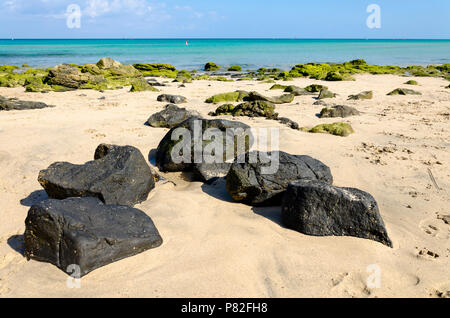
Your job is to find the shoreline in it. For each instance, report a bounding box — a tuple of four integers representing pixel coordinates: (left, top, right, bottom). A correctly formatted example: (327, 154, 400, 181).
(1, 69, 449, 297)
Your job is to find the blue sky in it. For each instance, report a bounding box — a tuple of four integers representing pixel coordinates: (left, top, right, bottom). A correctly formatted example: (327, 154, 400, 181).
(0, 0, 449, 39)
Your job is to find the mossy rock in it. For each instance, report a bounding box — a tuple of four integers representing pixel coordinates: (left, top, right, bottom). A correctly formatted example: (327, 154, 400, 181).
(317, 89, 336, 99)
(0, 65, 19, 73)
(325, 71, 355, 81)
(174, 70, 193, 83)
(275, 72, 293, 81)
(24, 78, 52, 92)
(305, 84, 328, 93)
(22, 64, 31, 68)
(387, 88, 422, 96)
(130, 78, 159, 92)
(132, 63, 178, 78)
(270, 84, 288, 90)
(404, 80, 418, 85)
(211, 100, 276, 118)
(228, 66, 242, 72)
(209, 104, 236, 116)
(309, 122, 354, 137)
(205, 91, 249, 104)
(290, 63, 332, 80)
(204, 62, 221, 71)
(348, 91, 373, 100)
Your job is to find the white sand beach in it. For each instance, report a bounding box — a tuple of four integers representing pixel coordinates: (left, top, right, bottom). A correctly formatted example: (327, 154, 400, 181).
(0, 74, 449, 298)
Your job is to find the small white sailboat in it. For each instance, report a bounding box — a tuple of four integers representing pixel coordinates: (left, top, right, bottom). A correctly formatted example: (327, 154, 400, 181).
(186, 40, 189, 46)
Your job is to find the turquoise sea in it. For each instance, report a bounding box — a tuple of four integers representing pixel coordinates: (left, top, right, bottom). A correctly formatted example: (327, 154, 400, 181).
(0, 39, 449, 70)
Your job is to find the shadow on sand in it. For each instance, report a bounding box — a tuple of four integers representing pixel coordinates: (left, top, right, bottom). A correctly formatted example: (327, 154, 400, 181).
(7, 234, 25, 256)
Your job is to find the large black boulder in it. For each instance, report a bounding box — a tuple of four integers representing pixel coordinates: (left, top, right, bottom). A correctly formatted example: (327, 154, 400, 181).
(38, 144, 154, 206)
(226, 151, 333, 206)
(281, 180, 392, 247)
(24, 197, 163, 277)
(147, 104, 201, 128)
(155, 117, 253, 177)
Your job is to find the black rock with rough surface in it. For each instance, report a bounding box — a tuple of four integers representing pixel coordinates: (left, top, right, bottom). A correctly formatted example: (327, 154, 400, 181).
(281, 180, 392, 247)
(226, 151, 333, 206)
(38, 144, 154, 206)
(155, 117, 252, 176)
(24, 197, 163, 277)
(147, 104, 201, 128)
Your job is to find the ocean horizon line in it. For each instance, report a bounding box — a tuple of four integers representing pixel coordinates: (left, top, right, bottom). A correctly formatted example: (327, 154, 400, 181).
(1, 38, 450, 41)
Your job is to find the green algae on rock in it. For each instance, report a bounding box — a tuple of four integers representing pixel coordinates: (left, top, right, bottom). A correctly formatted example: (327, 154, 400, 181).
(348, 91, 373, 100)
(210, 100, 276, 119)
(205, 91, 249, 104)
(204, 62, 221, 71)
(308, 122, 354, 137)
(404, 80, 419, 85)
(270, 84, 288, 90)
(387, 88, 422, 96)
(130, 78, 159, 92)
(228, 66, 242, 72)
(305, 84, 328, 93)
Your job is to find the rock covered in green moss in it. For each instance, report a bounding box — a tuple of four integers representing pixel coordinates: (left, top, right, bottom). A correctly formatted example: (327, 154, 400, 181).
(45, 64, 104, 89)
(228, 66, 242, 72)
(130, 78, 159, 92)
(245, 91, 295, 104)
(290, 63, 332, 80)
(309, 122, 354, 137)
(270, 84, 288, 90)
(325, 71, 355, 81)
(284, 85, 313, 96)
(205, 91, 249, 104)
(132, 63, 177, 78)
(24, 78, 52, 92)
(387, 88, 422, 96)
(204, 62, 221, 71)
(174, 70, 192, 83)
(348, 91, 373, 100)
(305, 84, 328, 93)
(317, 89, 336, 99)
(319, 105, 360, 118)
(404, 80, 418, 85)
(210, 100, 276, 118)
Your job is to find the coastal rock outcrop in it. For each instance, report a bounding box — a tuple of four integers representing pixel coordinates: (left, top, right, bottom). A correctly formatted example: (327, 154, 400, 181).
(24, 197, 163, 277)
(157, 94, 187, 104)
(147, 104, 201, 128)
(226, 151, 333, 206)
(38, 144, 154, 206)
(281, 180, 392, 247)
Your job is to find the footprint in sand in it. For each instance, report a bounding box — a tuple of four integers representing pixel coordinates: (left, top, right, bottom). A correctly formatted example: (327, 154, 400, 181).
(329, 272, 372, 297)
(430, 282, 450, 298)
(420, 214, 450, 239)
(416, 248, 440, 260)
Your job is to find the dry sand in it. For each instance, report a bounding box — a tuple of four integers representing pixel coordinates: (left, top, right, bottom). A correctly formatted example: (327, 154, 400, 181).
(0, 74, 449, 298)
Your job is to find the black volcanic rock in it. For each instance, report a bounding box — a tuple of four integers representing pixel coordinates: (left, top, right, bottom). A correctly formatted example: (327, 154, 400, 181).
(281, 180, 392, 247)
(24, 197, 163, 277)
(38, 144, 154, 206)
(226, 151, 333, 206)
